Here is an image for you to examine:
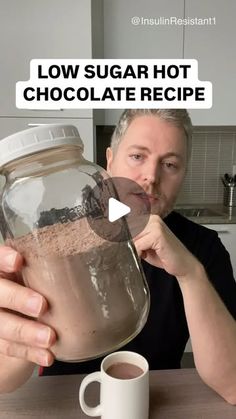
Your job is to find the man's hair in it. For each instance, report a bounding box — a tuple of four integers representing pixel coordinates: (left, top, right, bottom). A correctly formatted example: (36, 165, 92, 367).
(110, 109, 193, 159)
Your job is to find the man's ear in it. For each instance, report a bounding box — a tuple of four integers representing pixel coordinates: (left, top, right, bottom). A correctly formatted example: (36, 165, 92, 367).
(106, 147, 113, 174)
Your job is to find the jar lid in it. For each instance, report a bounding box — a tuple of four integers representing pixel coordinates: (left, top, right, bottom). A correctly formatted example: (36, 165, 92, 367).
(0, 124, 84, 168)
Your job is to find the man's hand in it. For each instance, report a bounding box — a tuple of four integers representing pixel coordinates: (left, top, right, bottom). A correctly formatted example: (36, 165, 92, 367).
(133, 214, 201, 281)
(0, 245, 56, 367)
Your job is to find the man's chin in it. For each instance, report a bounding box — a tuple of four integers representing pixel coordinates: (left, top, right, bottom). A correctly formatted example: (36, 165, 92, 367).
(150, 203, 174, 219)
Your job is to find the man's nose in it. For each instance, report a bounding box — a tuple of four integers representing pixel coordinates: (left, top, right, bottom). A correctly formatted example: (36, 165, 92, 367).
(143, 163, 160, 184)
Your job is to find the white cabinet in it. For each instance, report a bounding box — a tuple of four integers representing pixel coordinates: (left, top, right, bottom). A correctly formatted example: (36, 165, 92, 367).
(104, 0, 184, 59)
(0, 1, 105, 162)
(184, 0, 236, 125)
(202, 224, 236, 279)
(102, 0, 236, 126)
(0, 0, 96, 119)
(103, 0, 184, 125)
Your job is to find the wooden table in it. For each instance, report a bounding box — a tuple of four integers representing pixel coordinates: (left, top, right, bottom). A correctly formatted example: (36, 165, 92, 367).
(0, 369, 235, 418)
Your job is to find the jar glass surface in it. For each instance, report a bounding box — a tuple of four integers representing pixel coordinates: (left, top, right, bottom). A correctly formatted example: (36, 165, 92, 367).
(0, 144, 150, 362)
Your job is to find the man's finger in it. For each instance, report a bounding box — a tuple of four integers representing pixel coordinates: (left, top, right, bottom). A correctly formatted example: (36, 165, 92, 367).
(0, 246, 23, 272)
(0, 277, 47, 317)
(0, 338, 54, 366)
(0, 310, 56, 348)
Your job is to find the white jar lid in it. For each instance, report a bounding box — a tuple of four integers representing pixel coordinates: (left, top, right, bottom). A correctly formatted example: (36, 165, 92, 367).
(0, 124, 84, 168)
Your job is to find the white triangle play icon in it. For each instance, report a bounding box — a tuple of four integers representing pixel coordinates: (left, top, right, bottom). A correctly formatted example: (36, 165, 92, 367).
(108, 197, 131, 222)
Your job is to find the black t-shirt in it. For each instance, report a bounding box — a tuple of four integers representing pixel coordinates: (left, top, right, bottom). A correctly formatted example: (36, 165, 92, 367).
(42, 211, 236, 375)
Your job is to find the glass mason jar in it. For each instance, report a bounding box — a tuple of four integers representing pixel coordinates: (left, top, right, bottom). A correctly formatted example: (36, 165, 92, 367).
(0, 125, 150, 362)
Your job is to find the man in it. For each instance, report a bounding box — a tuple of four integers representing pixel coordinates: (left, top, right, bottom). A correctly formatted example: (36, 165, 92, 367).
(0, 109, 236, 404)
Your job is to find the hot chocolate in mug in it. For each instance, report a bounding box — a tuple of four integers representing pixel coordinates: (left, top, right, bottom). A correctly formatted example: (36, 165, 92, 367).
(79, 351, 149, 419)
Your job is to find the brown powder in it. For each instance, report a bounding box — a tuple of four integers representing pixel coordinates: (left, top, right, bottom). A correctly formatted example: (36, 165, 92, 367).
(10, 217, 108, 260)
(9, 217, 148, 362)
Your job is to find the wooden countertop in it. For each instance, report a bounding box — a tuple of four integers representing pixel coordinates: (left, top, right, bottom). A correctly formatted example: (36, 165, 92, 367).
(0, 368, 235, 418)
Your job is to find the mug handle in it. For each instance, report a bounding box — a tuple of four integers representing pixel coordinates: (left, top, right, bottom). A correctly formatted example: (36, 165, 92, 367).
(79, 371, 102, 417)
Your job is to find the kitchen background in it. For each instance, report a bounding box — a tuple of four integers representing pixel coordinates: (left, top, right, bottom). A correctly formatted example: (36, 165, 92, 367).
(0, 0, 236, 361)
(175, 127, 236, 205)
(96, 126, 236, 205)
(1, 0, 236, 202)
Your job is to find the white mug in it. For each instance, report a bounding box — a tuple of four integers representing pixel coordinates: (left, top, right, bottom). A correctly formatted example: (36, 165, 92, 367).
(79, 351, 149, 419)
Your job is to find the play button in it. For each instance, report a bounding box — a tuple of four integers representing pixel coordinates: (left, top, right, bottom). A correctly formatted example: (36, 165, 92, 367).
(86, 176, 151, 242)
(108, 198, 130, 222)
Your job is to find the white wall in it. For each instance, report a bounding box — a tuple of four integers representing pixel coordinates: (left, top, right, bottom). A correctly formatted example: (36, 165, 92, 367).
(103, 0, 184, 125)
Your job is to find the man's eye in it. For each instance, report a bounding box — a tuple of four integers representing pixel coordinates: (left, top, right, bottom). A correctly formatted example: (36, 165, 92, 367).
(163, 162, 177, 170)
(129, 154, 143, 161)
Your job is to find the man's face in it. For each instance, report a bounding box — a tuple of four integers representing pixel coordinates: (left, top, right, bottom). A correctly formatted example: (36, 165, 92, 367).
(106, 115, 187, 218)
